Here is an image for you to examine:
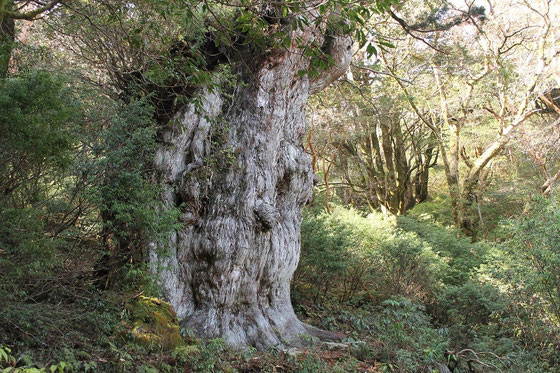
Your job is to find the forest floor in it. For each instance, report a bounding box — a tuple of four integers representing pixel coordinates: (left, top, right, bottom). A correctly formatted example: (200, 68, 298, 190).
(2, 198, 559, 372)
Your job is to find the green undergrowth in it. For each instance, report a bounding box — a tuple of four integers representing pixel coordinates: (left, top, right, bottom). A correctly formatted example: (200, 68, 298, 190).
(1, 193, 558, 371)
(293, 197, 558, 372)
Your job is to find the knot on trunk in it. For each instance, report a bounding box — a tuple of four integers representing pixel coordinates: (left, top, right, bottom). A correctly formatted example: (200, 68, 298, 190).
(254, 199, 280, 230)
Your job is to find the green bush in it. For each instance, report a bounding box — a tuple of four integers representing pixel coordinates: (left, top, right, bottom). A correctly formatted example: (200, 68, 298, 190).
(298, 202, 490, 306)
(374, 297, 449, 372)
(297, 199, 555, 371)
(500, 196, 560, 321)
(0, 71, 81, 302)
(89, 98, 181, 289)
(0, 208, 59, 301)
(397, 215, 489, 286)
(0, 70, 79, 208)
(297, 203, 444, 304)
(297, 203, 388, 302)
(480, 196, 560, 366)
(406, 194, 455, 227)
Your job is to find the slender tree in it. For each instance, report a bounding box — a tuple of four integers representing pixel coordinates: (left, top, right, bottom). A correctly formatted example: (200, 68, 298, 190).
(0, 0, 61, 78)
(382, 0, 558, 235)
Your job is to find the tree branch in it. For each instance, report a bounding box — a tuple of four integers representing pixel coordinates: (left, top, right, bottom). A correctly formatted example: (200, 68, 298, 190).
(3, 0, 61, 20)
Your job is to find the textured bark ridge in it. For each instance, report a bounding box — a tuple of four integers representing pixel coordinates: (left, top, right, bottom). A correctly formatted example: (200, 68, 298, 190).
(150, 24, 351, 349)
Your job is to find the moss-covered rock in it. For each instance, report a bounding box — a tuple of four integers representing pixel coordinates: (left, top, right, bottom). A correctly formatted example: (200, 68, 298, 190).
(122, 296, 183, 351)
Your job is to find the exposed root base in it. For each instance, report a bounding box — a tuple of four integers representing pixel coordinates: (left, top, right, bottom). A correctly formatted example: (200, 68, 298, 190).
(180, 311, 344, 350)
(303, 323, 345, 342)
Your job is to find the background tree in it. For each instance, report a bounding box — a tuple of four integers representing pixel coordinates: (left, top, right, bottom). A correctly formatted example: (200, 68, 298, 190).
(517, 105, 560, 196)
(308, 75, 438, 215)
(379, 0, 558, 235)
(0, 0, 61, 78)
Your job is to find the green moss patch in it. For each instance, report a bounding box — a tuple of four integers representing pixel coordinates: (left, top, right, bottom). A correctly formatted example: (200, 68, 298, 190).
(121, 296, 183, 351)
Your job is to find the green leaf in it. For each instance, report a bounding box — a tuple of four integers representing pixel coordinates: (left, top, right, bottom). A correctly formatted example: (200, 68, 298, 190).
(378, 39, 395, 49)
(366, 44, 378, 58)
(0, 349, 8, 363)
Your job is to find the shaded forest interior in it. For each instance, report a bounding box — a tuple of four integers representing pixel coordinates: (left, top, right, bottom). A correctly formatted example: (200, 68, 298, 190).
(1, 0, 560, 372)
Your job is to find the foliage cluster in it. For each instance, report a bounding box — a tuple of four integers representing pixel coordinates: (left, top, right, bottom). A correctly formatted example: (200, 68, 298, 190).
(294, 196, 559, 371)
(0, 67, 179, 369)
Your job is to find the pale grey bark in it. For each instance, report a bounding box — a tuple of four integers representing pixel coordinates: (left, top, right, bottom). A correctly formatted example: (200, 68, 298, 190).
(150, 28, 351, 349)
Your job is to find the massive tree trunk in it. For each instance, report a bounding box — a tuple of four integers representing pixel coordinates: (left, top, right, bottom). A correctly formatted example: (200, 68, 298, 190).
(149, 23, 351, 349)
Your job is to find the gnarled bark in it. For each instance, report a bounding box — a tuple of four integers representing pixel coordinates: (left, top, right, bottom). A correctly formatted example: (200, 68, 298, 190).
(150, 22, 351, 349)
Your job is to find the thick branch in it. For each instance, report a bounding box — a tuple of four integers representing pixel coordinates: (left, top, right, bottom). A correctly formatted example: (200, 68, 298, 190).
(463, 109, 540, 195)
(309, 32, 352, 94)
(542, 169, 560, 195)
(2, 0, 61, 20)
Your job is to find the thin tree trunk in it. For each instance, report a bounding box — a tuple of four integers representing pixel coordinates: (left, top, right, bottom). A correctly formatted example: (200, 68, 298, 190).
(0, 7, 15, 79)
(542, 169, 560, 195)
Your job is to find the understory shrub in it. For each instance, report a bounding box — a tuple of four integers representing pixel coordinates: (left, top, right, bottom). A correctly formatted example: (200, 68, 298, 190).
(297, 198, 554, 371)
